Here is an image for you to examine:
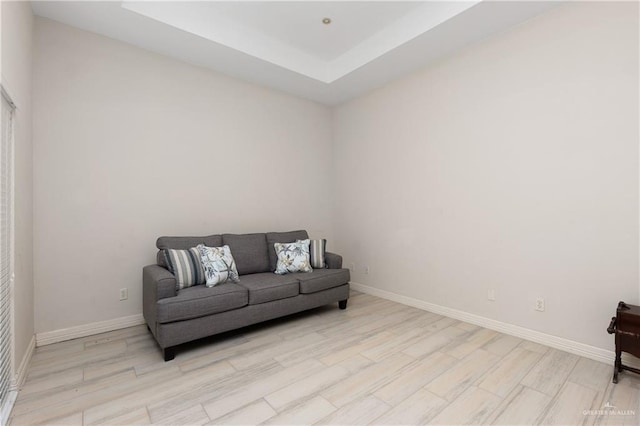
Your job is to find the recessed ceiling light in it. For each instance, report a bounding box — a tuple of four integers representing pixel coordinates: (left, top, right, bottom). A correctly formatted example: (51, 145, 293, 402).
(322, 18, 331, 25)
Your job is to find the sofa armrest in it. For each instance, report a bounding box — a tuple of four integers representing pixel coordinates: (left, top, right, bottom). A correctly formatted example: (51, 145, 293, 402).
(144, 265, 177, 300)
(143, 265, 177, 330)
(325, 252, 343, 269)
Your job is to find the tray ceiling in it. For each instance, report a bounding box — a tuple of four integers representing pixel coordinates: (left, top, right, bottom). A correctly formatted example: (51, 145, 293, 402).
(31, 1, 561, 105)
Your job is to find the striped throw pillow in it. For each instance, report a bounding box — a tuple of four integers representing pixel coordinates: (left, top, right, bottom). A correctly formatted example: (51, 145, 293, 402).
(299, 239, 326, 269)
(163, 247, 205, 290)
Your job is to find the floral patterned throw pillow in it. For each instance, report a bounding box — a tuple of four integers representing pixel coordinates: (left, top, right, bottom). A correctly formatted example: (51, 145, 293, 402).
(274, 239, 313, 275)
(197, 244, 240, 287)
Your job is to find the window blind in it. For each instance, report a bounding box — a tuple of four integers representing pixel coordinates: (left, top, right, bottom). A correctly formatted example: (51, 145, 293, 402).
(0, 89, 15, 425)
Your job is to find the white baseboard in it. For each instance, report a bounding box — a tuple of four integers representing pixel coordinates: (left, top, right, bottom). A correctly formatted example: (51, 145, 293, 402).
(2, 335, 35, 425)
(36, 314, 145, 347)
(13, 335, 35, 389)
(0, 391, 17, 426)
(350, 282, 640, 369)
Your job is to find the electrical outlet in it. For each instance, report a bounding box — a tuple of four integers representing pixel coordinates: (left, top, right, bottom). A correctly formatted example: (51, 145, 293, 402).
(349, 263, 356, 272)
(119, 288, 128, 301)
(535, 298, 545, 312)
(487, 289, 495, 301)
(365, 265, 370, 275)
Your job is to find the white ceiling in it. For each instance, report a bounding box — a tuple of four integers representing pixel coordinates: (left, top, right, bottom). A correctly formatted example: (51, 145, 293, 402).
(31, 1, 561, 105)
(194, 2, 425, 62)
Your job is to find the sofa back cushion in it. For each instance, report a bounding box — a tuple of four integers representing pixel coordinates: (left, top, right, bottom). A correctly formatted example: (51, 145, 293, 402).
(222, 233, 270, 275)
(266, 230, 309, 272)
(156, 235, 223, 267)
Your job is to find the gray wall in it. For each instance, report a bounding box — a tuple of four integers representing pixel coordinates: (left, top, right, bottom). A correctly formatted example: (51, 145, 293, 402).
(331, 2, 639, 350)
(1, 0, 34, 372)
(33, 18, 334, 333)
(31, 2, 640, 353)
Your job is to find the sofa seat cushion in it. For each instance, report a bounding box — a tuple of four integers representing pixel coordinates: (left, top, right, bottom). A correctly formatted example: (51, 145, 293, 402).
(157, 283, 248, 323)
(237, 273, 300, 305)
(294, 269, 351, 294)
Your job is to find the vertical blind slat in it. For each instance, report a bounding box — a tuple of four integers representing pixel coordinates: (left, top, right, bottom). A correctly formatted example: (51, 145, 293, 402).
(0, 89, 15, 415)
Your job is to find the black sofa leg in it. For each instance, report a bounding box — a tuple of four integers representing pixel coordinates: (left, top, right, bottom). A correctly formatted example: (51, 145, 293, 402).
(339, 299, 348, 310)
(163, 347, 175, 362)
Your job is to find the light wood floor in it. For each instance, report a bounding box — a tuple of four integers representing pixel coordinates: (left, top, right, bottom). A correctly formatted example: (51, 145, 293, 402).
(9, 291, 640, 425)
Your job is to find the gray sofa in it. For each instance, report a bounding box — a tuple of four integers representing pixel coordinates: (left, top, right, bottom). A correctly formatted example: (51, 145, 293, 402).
(143, 230, 350, 361)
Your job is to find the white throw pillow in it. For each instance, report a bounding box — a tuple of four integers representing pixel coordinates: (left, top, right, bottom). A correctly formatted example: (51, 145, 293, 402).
(197, 244, 240, 287)
(274, 239, 312, 275)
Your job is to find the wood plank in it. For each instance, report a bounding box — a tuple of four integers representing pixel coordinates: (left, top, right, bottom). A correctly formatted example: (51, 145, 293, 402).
(208, 400, 276, 426)
(152, 404, 210, 426)
(373, 351, 457, 406)
(425, 349, 500, 401)
(401, 325, 467, 358)
(429, 386, 502, 425)
(487, 385, 552, 425)
(9, 293, 628, 426)
(319, 331, 396, 366)
(262, 396, 336, 425)
(264, 365, 350, 411)
(483, 334, 523, 356)
(202, 359, 325, 420)
(360, 328, 431, 362)
(477, 347, 542, 397)
(594, 381, 640, 426)
(317, 395, 391, 425)
(539, 381, 600, 425)
(84, 361, 234, 425)
(373, 388, 448, 425)
(443, 327, 498, 359)
(521, 349, 580, 396)
(321, 353, 414, 408)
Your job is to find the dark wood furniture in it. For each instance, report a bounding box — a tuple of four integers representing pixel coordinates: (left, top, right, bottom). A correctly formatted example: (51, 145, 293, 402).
(607, 301, 640, 383)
